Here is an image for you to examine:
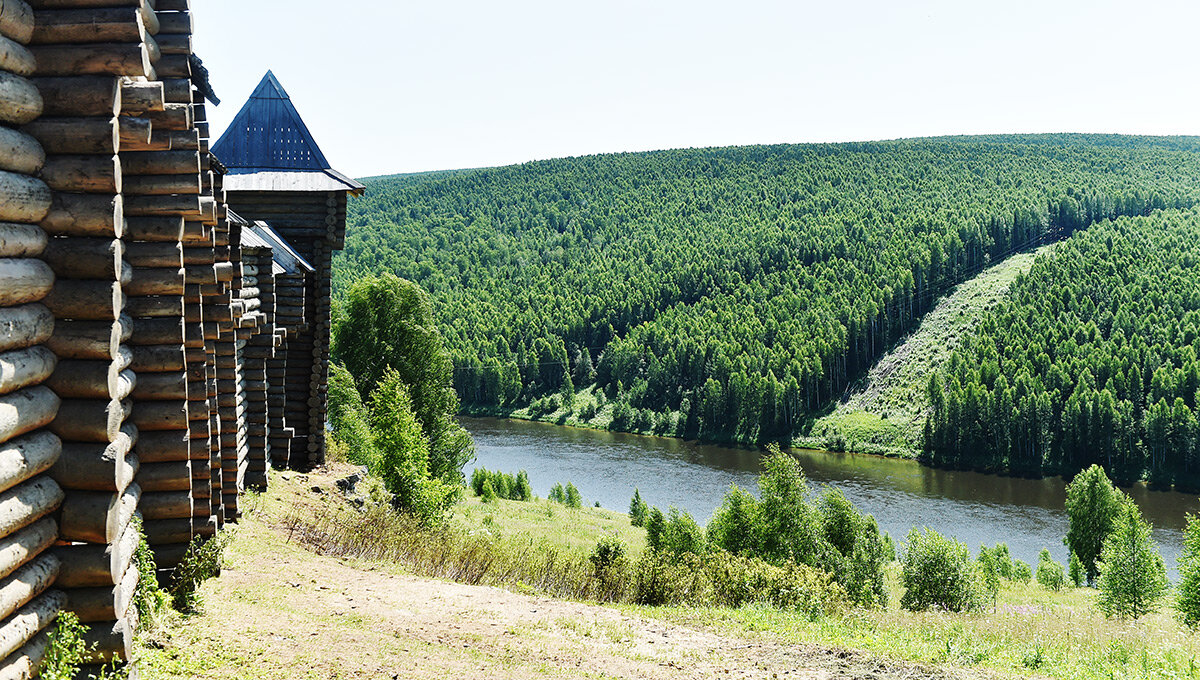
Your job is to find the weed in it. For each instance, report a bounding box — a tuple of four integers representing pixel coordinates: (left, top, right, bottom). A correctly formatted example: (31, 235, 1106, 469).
(40, 611, 89, 680)
(167, 530, 234, 614)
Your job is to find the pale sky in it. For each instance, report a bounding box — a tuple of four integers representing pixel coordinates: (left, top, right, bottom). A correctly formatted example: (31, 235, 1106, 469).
(195, 0, 1200, 179)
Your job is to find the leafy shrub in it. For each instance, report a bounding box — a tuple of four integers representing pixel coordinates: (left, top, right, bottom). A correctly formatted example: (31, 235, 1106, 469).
(707, 485, 759, 555)
(1065, 464, 1126, 584)
(628, 489, 648, 527)
(645, 507, 665, 549)
(481, 479, 497, 503)
(168, 530, 234, 614)
(548, 482, 565, 504)
(1096, 501, 1167, 619)
(633, 550, 709, 606)
(704, 550, 847, 619)
(1012, 559, 1032, 583)
(1177, 515, 1200, 627)
(659, 508, 706, 556)
(579, 401, 597, 420)
(901, 528, 986, 612)
(977, 543, 1015, 580)
(1036, 549, 1065, 591)
(815, 487, 889, 607)
(589, 533, 629, 598)
(131, 517, 171, 629)
(471, 468, 532, 502)
(1068, 551, 1085, 588)
(514, 471, 532, 501)
(40, 612, 88, 680)
(564, 482, 582, 508)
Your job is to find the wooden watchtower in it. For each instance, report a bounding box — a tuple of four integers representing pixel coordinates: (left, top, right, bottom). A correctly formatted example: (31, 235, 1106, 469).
(212, 71, 363, 469)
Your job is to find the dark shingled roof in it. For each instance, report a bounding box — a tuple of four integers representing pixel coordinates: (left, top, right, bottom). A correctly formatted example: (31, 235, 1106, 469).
(212, 71, 364, 194)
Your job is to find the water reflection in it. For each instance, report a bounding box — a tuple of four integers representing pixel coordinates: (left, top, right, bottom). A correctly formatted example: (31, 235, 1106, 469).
(462, 417, 1198, 576)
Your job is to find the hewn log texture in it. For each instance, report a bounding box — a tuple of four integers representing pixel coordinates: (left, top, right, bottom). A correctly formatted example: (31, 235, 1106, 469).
(0, 304, 51, 353)
(0, 553, 57, 622)
(41, 236, 121, 280)
(58, 482, 138, 544)
(29, 7, 145, 45)
(0, 431, 56, 494)
(0, 629, 49, 680)
(0, 386, 55, 444)
(64, 560, 135, 623)
(135, 460, 187, 492)
(0, 518, 52, 582)
(44, 318, 129, 360)
(38, 153, 118, 193)
(21, 115, 116, 154)
(122, 173, 198, 195)
(0, 224, 44, 258)
(130, 399, 186, 430)
(30, 43, 151, 78)
(81, 614, 131, 663)
(49, 397, 128, 443)
(32, 75, 116, 118)
(117, 77, 162, 114)
(0, 476, 61, 537)
(0, 127, 42, 175)
(0, 171, 48, 223)
(0, 259, 51, 308)
(134, 429, 185, 463)
(139, 490, 188, 519)
(51, 518, 134, 587)
(0, 0, 35, 45)
(0, 590, 63, 661)
(50, 439, 135, 492)
(45, 358, 130, 399)
(0, 72, 39, 125)
(39, 191, 121, 237)
(42, 280, 124, 320)
(124, 266, 181, 296)
(0, 345, 53, 395)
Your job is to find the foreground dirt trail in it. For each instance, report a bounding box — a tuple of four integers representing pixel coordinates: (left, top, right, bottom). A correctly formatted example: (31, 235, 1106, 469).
(139, 473, 977, 680)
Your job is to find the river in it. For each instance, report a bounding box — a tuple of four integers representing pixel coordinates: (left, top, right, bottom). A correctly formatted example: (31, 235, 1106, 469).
(461, 416, 1198, 575)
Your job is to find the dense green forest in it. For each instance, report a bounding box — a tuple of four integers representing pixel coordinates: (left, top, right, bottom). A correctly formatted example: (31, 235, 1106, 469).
(926, 208, 1200, 487)
(335, 134, 1200, 446)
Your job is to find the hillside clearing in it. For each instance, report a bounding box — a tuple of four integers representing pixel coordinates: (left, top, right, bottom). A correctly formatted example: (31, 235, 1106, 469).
(137, 467, 978, 680)
(804, 245, 1056, 456)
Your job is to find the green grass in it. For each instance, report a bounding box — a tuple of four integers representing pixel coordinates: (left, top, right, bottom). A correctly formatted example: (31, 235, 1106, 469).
(452, 492, 647, 556)
(806, 246, 1055, 457)
(636, 572, 1200, 680)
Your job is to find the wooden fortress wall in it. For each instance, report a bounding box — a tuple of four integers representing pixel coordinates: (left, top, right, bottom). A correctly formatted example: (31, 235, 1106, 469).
(0, 0, 323, 675)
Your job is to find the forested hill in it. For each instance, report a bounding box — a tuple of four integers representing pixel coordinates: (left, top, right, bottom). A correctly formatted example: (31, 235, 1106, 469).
(334, 134, 1200, 445)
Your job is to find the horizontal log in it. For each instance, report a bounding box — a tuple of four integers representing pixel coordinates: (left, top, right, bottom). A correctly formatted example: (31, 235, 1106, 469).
(130, 343, 182, 373)
(0, 125, 42, 174)
(0, 34, 32, 76)
(130, 399, 187, 430)
(0, 476, 60, 537)
(0, 431, 55, 495)
(45, 318, 128, 360)
(0, 259, 52, 307)
(135, 459, 187, 493)
(21, 115, 115, 154)
(50, 439, 135, 493)
(30, 42, 151, 78)
(31, 75, 116, 117)
(0, 223, 43, 259)
(118, 77, 162, 114)
(139, 489, 188, 519)
(0, 170, 48, 222)
(0, 590, 63, 662)
(42, 280, 125, 321)
(0, 517, 52, 584)
(155, 9, 190, 34)
(155, 31, 188, 54)
(39, 191, 121, 237)
(143, 516, 189, 544)
(0, 305, 51, 354)
(0, 628, 49, 680)
(41, 236, 121, 279)
(0, 385, 55, 445)
(38, 153, 119, 193)
(0, 71, 39, 125)
(131, 372, 184, 401)
(129, 316, 181, 345)
(0, 0, 34, 45)
(46, 359, 132, 400)
(144, 102, 188, 131)
(123, 192, 199, 217)
(30, 7, 144, 45)
(134, 428, 187, 463)
(124, 295, 181, 319)
(51, 518, 134, 587)
(0, 345, 53, 396)
(160, 76, 189, 104)
(117, 114, 151, 147)
(122, 172, 198, 195)
(124, 266, 182, 297)
(57, 481, 138, 544)
(0, 553, 57, 623)
(125, 216, 183, 244)
(155, 53, 187, 78)
(63, 559, 135, 623)
(121, 149, 196, 175)
(49, 397, 128, 443)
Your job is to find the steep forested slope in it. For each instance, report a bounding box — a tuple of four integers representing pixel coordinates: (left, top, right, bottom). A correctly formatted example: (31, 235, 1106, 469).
(335, 134, 1200, 444)
(927, 207, 1200, 486)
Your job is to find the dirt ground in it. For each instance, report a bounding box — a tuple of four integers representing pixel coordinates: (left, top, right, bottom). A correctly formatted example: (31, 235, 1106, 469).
(140, 471, 980, 680)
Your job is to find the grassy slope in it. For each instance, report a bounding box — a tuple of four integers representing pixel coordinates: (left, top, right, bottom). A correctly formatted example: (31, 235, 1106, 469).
(801, 245, 1055, 457)
(140, 464, 1200, 680)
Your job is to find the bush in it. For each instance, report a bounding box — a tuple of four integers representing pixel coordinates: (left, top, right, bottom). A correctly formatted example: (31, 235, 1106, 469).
(1096, 501, 1167, 619)
(978, 543, 1015, 580)
(705, 550, 847, 618)
(1036, 549, 1065, 591)
(1177, 515, 1200, 627)
(471, 468, 532, 502)
(1068, 551, 1085, 587)
(633, 550, 709, 606)
(901, 528, 986, 612)
(815, 487, 889, 607)
(629, 489, 648, 527)
(548, 482, 565, 504)
(659, 508, 706, 556)
(564, 482, 582, 508)
(514, 471, 532, 501)
(131, 516, 171, 629)
(481, 479, 497, 503)
(645, 507, 666, 550)
(40, 612, 88, 680)
(589, 533, 629, 598)
(168, 530, 234, 614)
(1065, 464, 1126, 584)
(1012, 559, 1032, 583)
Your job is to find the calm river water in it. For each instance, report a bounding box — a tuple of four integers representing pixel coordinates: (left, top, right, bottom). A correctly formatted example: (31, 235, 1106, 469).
(461, 417, 1199, 575)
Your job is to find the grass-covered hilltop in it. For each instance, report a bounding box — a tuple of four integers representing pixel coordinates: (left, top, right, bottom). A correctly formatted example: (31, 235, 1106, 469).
(334, 133, 1200, 480)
